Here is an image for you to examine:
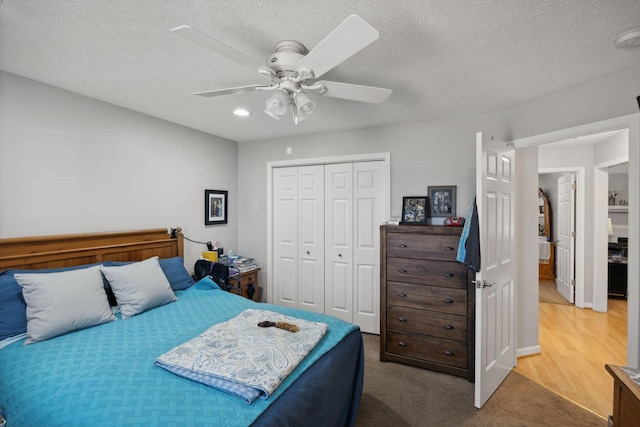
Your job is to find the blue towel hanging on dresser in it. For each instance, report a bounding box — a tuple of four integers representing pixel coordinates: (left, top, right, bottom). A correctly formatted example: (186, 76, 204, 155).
(457, 196, 481, 272)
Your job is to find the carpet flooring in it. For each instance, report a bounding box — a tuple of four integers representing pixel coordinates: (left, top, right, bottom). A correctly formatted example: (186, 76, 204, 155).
(355, 333, 606, 426)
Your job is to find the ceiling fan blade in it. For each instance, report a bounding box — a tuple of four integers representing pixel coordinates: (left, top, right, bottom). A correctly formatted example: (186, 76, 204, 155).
(296, 15, 379, 79)
(193, 85, 268, 97)
(172, 25, 263, 72)
(317, 81, 391, 104)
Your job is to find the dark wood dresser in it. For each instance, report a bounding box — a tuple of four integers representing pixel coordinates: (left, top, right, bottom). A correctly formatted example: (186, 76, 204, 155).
(606, 364, 640, 426)
(380, 225, 475, 381)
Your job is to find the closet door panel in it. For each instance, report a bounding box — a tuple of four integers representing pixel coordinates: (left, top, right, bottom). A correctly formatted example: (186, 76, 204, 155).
(325, 163, 354, 323)
(273, 167, 298, 308)
(297, 165, 325, 313)
(353, 161, 385, 334)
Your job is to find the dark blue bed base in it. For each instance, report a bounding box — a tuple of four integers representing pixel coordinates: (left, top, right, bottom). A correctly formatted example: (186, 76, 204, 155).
(253, 329, 364, 427)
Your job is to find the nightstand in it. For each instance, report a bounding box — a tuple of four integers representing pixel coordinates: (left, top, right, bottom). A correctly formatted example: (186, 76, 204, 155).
(237, 267, 260, 301)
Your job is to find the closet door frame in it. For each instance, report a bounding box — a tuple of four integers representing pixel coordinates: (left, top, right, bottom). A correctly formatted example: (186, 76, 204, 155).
(267, 153, 391, 306)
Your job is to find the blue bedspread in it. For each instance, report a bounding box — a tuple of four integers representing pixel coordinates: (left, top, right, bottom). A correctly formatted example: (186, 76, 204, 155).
(0, 286, 361, 426)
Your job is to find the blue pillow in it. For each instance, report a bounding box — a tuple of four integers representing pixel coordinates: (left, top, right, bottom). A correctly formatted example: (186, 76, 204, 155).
(158, 257, 195, 291)
(106, 257, 195, 292)
(0, 263, 105, 340)
(0, 270, 27, 340)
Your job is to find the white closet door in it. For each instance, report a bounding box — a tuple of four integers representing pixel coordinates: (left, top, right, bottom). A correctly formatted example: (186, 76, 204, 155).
(352, 161, 385, 334)
(273, 167, 298, 309)
(325, 163, 354, 323)
(297, 165, 325, 313)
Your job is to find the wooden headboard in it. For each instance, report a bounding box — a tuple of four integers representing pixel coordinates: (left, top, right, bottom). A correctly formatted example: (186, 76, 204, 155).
(0, 227, 184, 271)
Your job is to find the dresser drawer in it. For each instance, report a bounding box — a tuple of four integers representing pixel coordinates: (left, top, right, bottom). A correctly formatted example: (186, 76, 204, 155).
(386, 232, 459, 261)
(387, 257, 467, 288)
(387, 282, 467, 315)
(387, 305, 467, 341)
(386, 330, 467, 368)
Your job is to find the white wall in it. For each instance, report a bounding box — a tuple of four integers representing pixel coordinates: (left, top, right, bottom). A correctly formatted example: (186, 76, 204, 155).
(0, 71, 238, 271)
(504, 65, 640, 141)
(516, 146, 540, 356)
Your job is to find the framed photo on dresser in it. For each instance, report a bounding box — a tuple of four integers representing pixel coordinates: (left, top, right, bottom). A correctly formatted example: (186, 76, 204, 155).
(428, 186, 456, 218)
(400, 196, 428, 225)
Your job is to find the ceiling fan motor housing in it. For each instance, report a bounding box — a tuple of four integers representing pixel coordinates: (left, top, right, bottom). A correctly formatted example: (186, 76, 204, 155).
(267, 40, 308, 75)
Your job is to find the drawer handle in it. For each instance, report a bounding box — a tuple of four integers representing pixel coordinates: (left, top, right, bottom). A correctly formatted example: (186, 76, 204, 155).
(397, 293, 407, 298)
(398, 244, 408, 248)
(398, 341, 407, 347)
(443, 324, 454, 330)
(397, 268, 408, 273)
(444, 247, 455, 251)
(443, 273, 454, 277)
(398, 317, 407, 322)
(444, 350, 455, 356)
(443, 299, 454, 304)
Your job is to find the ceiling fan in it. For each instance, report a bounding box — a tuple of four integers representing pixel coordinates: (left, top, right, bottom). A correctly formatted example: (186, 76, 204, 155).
(172, 15, 392, 123)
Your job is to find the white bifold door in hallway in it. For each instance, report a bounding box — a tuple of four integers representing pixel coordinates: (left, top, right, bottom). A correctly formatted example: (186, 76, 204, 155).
(272, 161, 386, 334)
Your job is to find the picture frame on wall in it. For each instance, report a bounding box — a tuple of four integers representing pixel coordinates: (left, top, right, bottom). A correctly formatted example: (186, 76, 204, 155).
(400, 196, 429, 225)
(205, 189, 228, 225)
(428, 185, 457, 217)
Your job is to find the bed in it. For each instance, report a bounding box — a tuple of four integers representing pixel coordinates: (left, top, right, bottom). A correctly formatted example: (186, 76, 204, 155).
(0, 228, 364, 426)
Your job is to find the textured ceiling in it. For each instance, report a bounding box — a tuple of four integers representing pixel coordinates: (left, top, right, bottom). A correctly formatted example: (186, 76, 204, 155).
(1, 0, 639, 142)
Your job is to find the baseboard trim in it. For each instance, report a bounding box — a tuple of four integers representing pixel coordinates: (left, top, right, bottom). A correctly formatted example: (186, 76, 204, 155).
(517, 345, 541, 358)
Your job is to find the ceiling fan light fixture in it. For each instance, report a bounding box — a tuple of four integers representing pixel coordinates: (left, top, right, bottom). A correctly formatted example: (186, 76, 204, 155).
(294, 92, 316, 116)
(265, 90, 289, 119)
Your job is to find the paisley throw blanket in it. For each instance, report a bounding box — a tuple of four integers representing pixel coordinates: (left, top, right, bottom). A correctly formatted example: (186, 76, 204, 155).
(154, 309, 328, 404)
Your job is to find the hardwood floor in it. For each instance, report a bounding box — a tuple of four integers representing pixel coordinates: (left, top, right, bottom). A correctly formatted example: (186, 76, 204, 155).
(515, 290, 627, 419)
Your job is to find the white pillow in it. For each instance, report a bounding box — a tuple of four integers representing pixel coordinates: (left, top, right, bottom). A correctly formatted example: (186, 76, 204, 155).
(101, 256, 178, 319)
(15, 265, 116, 345)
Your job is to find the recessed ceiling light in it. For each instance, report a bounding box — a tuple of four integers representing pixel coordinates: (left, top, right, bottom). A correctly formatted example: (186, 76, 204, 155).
(614, 27, 640, 48)
(233, 108, 250, 117)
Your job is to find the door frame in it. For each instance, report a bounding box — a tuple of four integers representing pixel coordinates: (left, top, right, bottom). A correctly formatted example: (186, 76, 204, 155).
(266, 152, 391, 305)
(538, 167, 585, 308)
(593, 155, 629, 313)
(512, 113, 639, 368)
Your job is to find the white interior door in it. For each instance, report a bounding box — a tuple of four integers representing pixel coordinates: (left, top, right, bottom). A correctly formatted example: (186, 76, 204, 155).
(556, 173, 576, 303)
(273, 167, 298, 309)
(474, 132, 516, 408)
(352, 161, 385, 334)
(325, 163, 353, 323)
(298, 165, 325, 313)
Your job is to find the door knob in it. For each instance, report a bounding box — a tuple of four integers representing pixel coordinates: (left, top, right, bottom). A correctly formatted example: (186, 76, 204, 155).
(472, 280, 495, 289)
